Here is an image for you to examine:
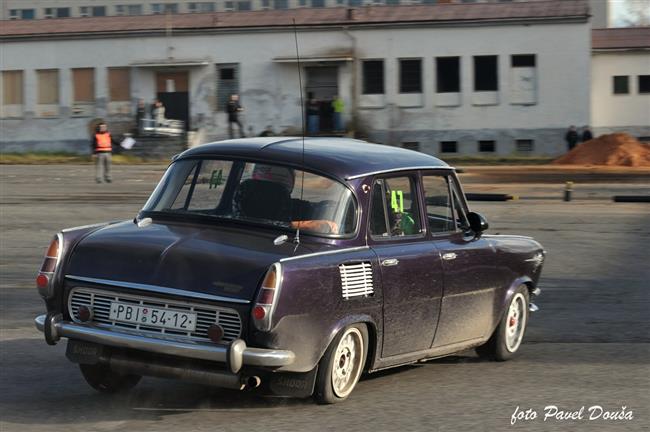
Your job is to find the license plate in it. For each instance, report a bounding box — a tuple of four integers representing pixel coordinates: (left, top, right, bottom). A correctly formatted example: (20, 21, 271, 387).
(109, 302, 197, 332)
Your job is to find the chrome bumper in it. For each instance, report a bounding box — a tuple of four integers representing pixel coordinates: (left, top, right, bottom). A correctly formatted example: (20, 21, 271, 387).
(34, 314, 294, 374)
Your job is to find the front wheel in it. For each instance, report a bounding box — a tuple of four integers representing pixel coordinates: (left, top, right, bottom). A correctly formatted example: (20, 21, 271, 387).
(476, 285, 529, 361)
(79, 363, 141, 394)
(314, 324, 368, 404)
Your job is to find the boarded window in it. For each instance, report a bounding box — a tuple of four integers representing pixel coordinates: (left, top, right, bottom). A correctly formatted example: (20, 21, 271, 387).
(510, 54, 536, 104)
(362, 60, 384, 95)
(516, 139, 534, 152)
(440, 141, 457, 153)
(72, 68, 95, 103)
(37, 69, 59, 104)
(2, 71, 24, 105)
(638, 75, 650, 94)
(613, 76, 629, 94)
(108, 68, 131, 101)
(216, 64, 239, 111)
(399, 59, 422, 93)
(436, 57, 460, 93)
(474, 56, 498, 91)
(478, 140, 496, 152)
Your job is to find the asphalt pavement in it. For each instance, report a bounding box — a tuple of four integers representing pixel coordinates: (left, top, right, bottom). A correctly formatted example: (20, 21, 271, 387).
(1, 164, 649, 432)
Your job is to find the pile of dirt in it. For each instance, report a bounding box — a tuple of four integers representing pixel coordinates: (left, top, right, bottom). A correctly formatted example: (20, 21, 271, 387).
(553, 133, 650, 167)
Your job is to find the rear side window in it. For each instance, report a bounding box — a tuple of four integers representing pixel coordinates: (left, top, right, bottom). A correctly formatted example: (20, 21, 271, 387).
(422, 175, 454, 233)
(369, 176, 422, 238)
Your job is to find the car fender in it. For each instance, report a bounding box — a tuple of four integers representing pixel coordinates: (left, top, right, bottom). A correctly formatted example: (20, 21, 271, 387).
(499, 275, 533, 321)
(321, 313, 379, 367)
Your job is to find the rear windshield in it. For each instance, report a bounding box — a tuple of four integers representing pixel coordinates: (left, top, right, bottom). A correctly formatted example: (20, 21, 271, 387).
(142, 159, 357, 236)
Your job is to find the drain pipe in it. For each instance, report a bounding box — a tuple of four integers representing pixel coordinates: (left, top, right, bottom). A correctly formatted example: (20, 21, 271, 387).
(342, 26, 357, 137)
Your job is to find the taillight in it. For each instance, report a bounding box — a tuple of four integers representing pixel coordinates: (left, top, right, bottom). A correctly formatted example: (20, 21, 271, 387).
(252, 263, 281, 331)
(36, 234, 62, 298)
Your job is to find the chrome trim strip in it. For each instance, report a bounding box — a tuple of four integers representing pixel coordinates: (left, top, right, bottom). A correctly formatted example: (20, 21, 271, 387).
(279, 246, 370, 263)
(34, 314, 294, 369)
(65, 275, 251, 305)
(346, 166, 454, 180)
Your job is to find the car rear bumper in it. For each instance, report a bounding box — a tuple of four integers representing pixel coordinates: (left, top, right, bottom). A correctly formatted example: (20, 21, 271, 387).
(34, 314, 295, 374)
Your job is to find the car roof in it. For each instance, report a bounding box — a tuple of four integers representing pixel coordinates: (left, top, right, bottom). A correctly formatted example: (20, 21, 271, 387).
(178, 137, 451, 181)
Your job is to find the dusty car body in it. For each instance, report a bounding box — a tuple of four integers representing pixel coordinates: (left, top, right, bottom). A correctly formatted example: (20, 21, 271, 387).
(35, 137, 544, 403)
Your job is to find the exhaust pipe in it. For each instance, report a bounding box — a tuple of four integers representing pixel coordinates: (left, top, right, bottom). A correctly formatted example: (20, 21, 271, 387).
(247, 375, 261, 389)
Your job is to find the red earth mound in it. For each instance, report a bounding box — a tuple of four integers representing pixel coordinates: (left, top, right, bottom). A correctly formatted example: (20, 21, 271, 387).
(553, 133, 650, 167)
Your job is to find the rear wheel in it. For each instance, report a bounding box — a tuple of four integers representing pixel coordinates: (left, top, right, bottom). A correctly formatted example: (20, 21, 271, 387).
(79, 363, 141, 394)
(314, 324, 368, 404)
(476, 285, 529, 361)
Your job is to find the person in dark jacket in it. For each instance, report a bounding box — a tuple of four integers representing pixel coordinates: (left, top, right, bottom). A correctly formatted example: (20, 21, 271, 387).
(581, 125, 593, 142)
(91, 122, 117, 184)
(226, 94, 245, 139)
(565, 125, 579, 151)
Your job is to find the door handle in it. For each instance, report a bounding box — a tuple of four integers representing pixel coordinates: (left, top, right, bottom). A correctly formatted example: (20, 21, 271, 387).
(442, 252, 457, 261)
(381, 258, 399, 267)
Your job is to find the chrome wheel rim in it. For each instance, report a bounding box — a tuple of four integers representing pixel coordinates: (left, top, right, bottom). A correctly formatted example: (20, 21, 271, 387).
(505, 293, 527, 352)
(331, 327, 364, 398)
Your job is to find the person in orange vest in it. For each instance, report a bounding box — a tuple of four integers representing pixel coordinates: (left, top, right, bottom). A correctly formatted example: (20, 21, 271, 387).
(91, 122, 116, 183)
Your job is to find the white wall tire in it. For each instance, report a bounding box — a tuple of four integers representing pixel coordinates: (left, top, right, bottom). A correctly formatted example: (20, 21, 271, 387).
(314, 324, 368, 404)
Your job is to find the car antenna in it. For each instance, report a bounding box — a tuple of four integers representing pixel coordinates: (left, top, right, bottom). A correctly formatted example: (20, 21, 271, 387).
(292, 17, 306, 253)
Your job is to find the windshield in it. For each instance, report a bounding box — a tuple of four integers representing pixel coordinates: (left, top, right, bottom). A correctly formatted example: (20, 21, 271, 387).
(142, 159, 357, 236)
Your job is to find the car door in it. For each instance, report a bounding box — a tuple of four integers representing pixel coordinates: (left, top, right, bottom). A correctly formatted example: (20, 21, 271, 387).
(367, 174, 444, 358)
(424, 173, 501, 348)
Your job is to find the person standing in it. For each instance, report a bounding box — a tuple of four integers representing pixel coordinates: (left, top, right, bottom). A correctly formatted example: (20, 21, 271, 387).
(91, 122, 115, 184)
(226, 94, 245, 138)
(153, 100, 166, 127)
(307, 97, 320, 135)
(332, 95, 345, 133)
(135, 99, 146, 136)
(565, 125, 578, 151)
(581, 125, 593, 142)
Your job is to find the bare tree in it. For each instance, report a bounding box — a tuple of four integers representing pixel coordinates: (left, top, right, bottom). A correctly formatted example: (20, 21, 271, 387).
(621, 0, 650, 26)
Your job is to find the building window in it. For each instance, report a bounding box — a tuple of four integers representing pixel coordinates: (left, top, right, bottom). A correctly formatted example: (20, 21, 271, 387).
(152, 3, 178, 14)
(421, 0, 436, 3)
(44, 7, 71, 18)
(116, 4, 143, 15)
(516, 139, 534, 153)
(261, 0, 271, 9)
(80, 6, 106, 17)
(224, 1, 235, 9)
(638, 76, 650, 94)
(478, 140, 496, 153)
(474, 56, 498, 91)
(216, 64, 240, 111)
(613, 76, 629, 94)
(440, 141, 457, 153)
(188, 2, 216, 12)
(108, 68, 131, 102)
(2, 71, 23, 104)
(402, 142, 420, 152)
(9, 9, 35, 19)
(311, 0, 325, 6)
(72, 68, 95, 103)
(386, 0, 400, 4)
(510, 54, 536, 104)
(237, 1, 252, 10)
(273, 0, 288, 8)
(362, 60, 384, 95)
(36, 69, 59, 116)
(348, 0, 363, 5)
(299, 0, 307, 6)
(436, 57, 460, 93)
(399, 59, 422, 94)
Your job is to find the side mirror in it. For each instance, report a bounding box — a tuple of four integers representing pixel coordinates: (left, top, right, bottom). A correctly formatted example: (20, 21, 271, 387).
(467, 212, 489, 234)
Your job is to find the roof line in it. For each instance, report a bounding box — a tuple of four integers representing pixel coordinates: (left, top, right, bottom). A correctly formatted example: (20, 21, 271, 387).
(346, 166, 453, 180)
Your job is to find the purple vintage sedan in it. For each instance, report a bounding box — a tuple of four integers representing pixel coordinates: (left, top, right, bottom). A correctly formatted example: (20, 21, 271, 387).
(35, 138, 544, 403)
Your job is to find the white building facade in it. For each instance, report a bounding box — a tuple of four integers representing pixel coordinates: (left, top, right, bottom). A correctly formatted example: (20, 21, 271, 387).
(591, 27, 650, 139)
(0, 1, 591, 156)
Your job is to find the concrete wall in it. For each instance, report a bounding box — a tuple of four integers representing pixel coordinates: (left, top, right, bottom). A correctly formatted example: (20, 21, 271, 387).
(591, 51, 650, 138)
(1, 20, 591, 155)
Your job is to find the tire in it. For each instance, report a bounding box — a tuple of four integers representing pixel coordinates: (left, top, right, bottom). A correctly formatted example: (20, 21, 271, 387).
(314, 324, 368, 404)
(476, 285, 529, 361)
(79, 363, 141, 394)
